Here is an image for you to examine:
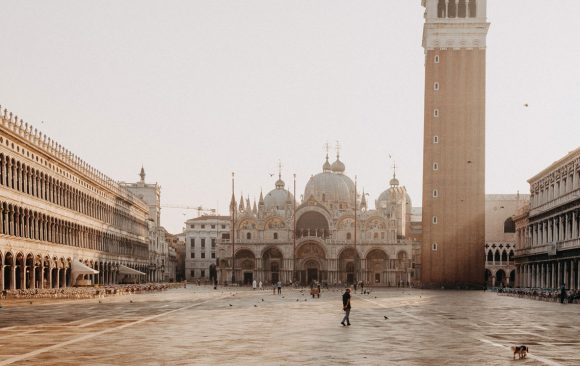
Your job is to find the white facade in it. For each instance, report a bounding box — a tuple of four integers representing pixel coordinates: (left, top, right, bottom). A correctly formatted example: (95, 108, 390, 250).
(0, 105, 150, 290)
(120, 168, 168, 282)
(183, 216, 230, 282)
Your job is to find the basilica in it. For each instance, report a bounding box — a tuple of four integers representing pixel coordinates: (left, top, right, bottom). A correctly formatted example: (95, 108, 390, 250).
(216, 153, 421, 287)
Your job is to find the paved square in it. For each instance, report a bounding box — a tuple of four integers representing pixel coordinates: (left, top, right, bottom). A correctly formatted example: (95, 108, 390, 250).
(1, 287, 579, 365)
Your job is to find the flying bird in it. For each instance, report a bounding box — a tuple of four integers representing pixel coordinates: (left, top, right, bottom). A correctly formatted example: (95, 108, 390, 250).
(524, 103, 529, 107)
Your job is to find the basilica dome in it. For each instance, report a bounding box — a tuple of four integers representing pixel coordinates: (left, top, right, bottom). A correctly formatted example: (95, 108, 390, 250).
(264, 177, 294, 211)
(376, 174, 412, 212)
(304, 156, 351, 204)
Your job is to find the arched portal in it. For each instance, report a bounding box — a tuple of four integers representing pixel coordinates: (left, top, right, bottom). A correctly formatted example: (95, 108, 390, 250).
(495, 269, 506, 287)
(296, 242, 326, 285)
(16, 253, 24, 290)
(296, 211, 329, 239)
(339, 248, 359, 285)
(234, 249, 256, 285)
(366, 249, 388, 284)
(262, 247, 283, 284)
(485, 269, 492, 287)
(509, 270, 516, 287)
(4, 252, 13, 290)
(25, 254, 34, 289)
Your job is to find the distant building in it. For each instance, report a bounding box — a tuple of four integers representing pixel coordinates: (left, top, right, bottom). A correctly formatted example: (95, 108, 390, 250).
(166, 230, 185, 282)
(0, 106, 150, 290)
(120, 168, 167, 282)
(484, 194, 529, 287)
(217, 154, 421, 287)
(183, 215, 230, 282)
(514, 148, 580, 289)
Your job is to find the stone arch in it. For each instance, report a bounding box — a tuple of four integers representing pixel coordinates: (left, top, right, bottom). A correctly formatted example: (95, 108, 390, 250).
(3, 252, 13, 290)
(295, 241, 327, 285)
(495, 269, 506, 287)
(296, 210, 330, 239)
(234, 248, 256, 285)
(486, 250, 493, 262)
(25, 253, 34, 289)
(338, 247, 359, 285)
(262, 246, 283, 284)
(365, 249, 388, 285)
(15, 252, 25, 289)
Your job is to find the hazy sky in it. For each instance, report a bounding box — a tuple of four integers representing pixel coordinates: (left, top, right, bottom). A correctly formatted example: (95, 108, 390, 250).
(1, 1, 579, 234)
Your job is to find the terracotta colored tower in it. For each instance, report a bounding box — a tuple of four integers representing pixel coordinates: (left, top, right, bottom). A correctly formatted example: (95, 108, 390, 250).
(420, 0, 490, 288)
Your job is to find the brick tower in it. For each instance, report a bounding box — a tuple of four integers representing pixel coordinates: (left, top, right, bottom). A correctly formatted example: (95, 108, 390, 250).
(420, 0, 490, 288)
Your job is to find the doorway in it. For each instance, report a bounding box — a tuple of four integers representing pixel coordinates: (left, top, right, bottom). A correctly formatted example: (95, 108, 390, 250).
(243, 272, 253, 285)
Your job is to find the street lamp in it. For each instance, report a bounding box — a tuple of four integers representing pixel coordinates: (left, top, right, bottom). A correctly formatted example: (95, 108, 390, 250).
(230, 172, 236, 285)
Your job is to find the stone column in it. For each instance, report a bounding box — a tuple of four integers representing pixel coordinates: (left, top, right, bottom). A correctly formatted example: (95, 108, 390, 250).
(540, 264, 544, 288)
(557, 261, 562, 287)
(571, 260, 576, 290)
(30, 265, 36, 290)
(564, 261, 568, 288)
(551, 262, 556, 288)
(55, 268, 60, 289)
(573, 211, 578, 239)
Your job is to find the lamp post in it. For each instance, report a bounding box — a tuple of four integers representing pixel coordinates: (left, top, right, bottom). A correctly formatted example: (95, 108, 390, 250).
(354, 175, 358, 285)
(293, 173, 296, 284)
(231, 172, 236, 285)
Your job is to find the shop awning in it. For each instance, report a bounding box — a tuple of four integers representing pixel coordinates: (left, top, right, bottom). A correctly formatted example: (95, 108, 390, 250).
(71, 260, 99, 275)
(118, 264, 146, 276)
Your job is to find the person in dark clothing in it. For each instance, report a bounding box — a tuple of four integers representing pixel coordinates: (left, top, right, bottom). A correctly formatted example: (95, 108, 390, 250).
(560, 285, 567, 304)
(341, 288, 351, 326)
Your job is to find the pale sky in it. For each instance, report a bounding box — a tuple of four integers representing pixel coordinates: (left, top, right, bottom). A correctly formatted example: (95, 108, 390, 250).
(1, 1, 579, 234)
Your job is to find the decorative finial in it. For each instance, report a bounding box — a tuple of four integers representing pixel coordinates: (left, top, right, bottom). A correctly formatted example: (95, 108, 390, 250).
(392, 160, 397, 180)
(139, 166, 145, 182)
(278, 159, 282, 180)
(336, 140, 341, 159)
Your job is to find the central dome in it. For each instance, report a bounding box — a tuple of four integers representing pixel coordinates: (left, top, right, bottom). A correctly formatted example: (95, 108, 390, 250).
(304, 155, 354, 205)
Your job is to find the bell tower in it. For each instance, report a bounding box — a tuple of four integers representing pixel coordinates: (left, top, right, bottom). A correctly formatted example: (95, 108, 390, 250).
(420, 0, 489, 288)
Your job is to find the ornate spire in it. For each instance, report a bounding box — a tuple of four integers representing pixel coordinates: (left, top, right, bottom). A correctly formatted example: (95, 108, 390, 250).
(258, 189, 264, 206)
(139, 166, 145, 183)
(275, 160, 285, 189)
(239, 193, 245, 211)
(389, 161, 399, 187)
(361, 188, 367, 209)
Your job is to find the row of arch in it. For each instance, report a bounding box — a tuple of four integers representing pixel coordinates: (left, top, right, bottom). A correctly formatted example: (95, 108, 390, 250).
(0, 201, 149, 258)
(437, 0, 477, 19)
(485, 248, 515, 266)
(485, 269, 516, 288)
(0, 250, 146, 291)
(237, 211, 399, 242)
(220, 243, 412, 286)
(0, 152, 146, 236)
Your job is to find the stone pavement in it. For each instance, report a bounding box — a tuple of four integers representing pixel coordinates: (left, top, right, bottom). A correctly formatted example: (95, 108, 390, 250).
(0, 286, 579, 365)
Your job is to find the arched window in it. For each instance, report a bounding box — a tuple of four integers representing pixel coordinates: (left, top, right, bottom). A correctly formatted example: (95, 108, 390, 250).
(494, 251, 500, 263)
(246, 232, 251, 240)
(501, 250, 508, 263)
(468, 0, 477, 17)
(458, 0, 467, 17)
(504, 217, 515, 233)
(448, 0, 457, 18)
(487, 251, 493, 262)
(346, 232, 352, 240)
(437, 0, 446, 18)
(273, 232, 278, 240)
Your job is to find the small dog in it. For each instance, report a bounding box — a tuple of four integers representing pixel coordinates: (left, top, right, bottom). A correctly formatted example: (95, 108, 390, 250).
(511, 345, 529, 360)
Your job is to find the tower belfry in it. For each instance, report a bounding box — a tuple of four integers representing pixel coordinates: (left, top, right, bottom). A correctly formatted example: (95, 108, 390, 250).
(420, 0, 489, 288)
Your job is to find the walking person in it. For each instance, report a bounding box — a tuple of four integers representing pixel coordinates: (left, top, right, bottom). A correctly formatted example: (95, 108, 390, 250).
(259, 280, 263, 290)
(252, 279, 257, 290)
(272, 282, 276, 295)
(277, 281, 282, 295)
(560, 284, 567, 304)
(341, 288, 351, 326)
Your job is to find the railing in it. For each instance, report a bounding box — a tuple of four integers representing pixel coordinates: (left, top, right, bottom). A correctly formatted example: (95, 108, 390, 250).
(530, 189, 580, 217)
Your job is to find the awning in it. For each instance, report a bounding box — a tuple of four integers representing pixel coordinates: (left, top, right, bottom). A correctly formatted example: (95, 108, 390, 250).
(71, 260, 99, 275)
(118, 264, 146, 276)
